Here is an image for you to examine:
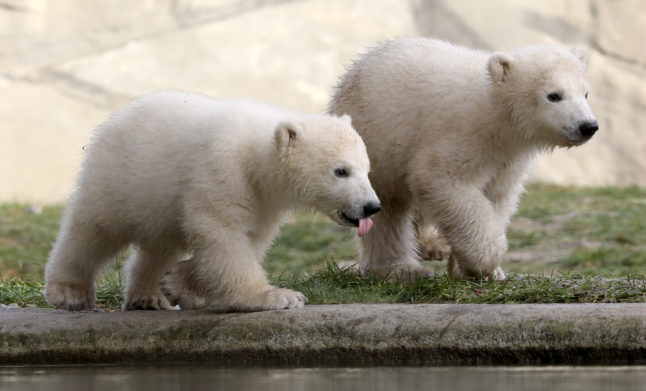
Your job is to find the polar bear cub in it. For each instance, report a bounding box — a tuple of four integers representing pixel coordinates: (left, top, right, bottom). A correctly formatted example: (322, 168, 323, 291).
(330, 38, 598, 281)
(45, 91, 380, 312)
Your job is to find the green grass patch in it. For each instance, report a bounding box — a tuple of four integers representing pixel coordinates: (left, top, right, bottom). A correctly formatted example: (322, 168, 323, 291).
(274, 262, 646, 305)
(0, 271, 124, 309)
(1, 183, 646, 308)
(5, 262, 643, 310)
(264, 212, 357, 275)
(504, 183, 646, 277)
(0, 204, 62, 279)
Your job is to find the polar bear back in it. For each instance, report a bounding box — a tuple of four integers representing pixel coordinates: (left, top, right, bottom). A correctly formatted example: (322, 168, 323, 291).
(330, 39, 499, 175)
(88, 91, 288, 171)
(73, 92, 296, 233)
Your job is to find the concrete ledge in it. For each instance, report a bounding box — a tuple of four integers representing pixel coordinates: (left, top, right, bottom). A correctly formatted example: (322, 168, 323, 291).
(1, 304, 646, 366)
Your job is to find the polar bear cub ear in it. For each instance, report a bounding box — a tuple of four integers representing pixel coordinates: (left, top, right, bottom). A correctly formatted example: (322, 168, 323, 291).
(274, 121, 300, 153)
(487, 52, 514, 84)
(571, 46, 590, 72)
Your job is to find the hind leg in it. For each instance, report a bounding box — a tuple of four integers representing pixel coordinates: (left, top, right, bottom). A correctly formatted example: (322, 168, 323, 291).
(123, 244, 180, 310)
(45, 211, 125, 311)
(414, 214, 451, 261)
(160, 257, 209, 309)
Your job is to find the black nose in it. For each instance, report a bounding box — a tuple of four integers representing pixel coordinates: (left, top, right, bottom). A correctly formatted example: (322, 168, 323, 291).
(363, 201, 382, 217)
(579, 121, 599, 138)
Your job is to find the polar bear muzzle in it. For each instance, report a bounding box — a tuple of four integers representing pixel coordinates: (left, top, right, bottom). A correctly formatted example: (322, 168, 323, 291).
(578, 120, 599, 139)
(337, 200, 381, 236)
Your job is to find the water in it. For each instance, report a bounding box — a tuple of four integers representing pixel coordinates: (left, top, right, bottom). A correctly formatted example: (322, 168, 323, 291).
(1, 366, 645, 391)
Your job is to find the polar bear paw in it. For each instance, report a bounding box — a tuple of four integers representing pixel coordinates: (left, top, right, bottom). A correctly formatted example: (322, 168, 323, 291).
(160, 263, 210, 310)
(161, 260, 307, 311)
(417, 233, 451, 261)
(45, 281, 95, 311)
(491, 266, 506, 281)
(124, 291, 175, 311)
(173, 294, 209, 310)
(448, 256, 507, 281)
(229, 287, 308, 312)
(260, 288, 308, 310)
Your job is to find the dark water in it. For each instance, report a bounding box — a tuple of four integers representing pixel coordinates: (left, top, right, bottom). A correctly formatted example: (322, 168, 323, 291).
(1, 366, 645, 391)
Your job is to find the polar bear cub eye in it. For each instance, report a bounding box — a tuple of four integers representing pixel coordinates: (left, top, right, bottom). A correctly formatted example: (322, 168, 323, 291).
(547, 92, 562, 102)
(334, 167, 350, 178)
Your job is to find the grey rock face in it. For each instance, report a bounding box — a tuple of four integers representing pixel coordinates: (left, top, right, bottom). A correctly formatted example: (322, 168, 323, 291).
(1, 0, 644, 201)
(2, 304, 646, 365)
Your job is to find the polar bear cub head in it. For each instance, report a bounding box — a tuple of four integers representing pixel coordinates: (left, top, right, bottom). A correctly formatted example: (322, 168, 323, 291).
(487, 45, 598, 148)
(274, 114, 380, 235)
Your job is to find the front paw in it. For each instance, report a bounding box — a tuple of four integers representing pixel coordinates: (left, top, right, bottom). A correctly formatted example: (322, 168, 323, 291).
(45, 281, 95, 311)
(160, 264, 209, 310)
(261, 288, 308, 309)
(124, 291, 174, 311)
(448, 255, 506, 280)
(491, 266, 506, 280)
(227, 287, 308, 312)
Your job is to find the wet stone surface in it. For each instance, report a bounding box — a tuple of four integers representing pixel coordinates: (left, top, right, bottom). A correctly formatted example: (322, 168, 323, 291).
(1, 303, 645, 365)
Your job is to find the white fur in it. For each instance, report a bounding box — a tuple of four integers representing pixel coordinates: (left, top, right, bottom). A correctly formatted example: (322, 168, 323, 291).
(329, 38, 597, 280)
(45, 91, 378, 311)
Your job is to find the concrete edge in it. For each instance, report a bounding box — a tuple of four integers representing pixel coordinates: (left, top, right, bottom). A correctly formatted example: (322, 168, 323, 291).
(1, 303, 645, 366)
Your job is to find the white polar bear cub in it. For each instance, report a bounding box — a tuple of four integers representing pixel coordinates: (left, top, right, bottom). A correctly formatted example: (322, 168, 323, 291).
(45, 91, 381, 312)
(329, 38, 598, 281)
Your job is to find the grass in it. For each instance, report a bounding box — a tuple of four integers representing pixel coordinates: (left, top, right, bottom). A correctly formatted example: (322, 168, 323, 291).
(276, 262, 646, 304)
(0, 204, 62, 279)
(504, 183, 646, 276)
(4, 264, 645, 309)
(1, 183, 646, 308)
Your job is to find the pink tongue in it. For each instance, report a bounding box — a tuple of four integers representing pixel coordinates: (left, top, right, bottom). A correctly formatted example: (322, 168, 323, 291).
(358, 217, 374, 237)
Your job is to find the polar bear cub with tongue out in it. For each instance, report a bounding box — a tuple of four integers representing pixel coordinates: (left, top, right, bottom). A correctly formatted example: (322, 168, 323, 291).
(44, 91, 380, 312)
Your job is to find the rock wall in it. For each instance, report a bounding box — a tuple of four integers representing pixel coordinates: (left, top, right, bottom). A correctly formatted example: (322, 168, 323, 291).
(1, 0, 644, 202)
